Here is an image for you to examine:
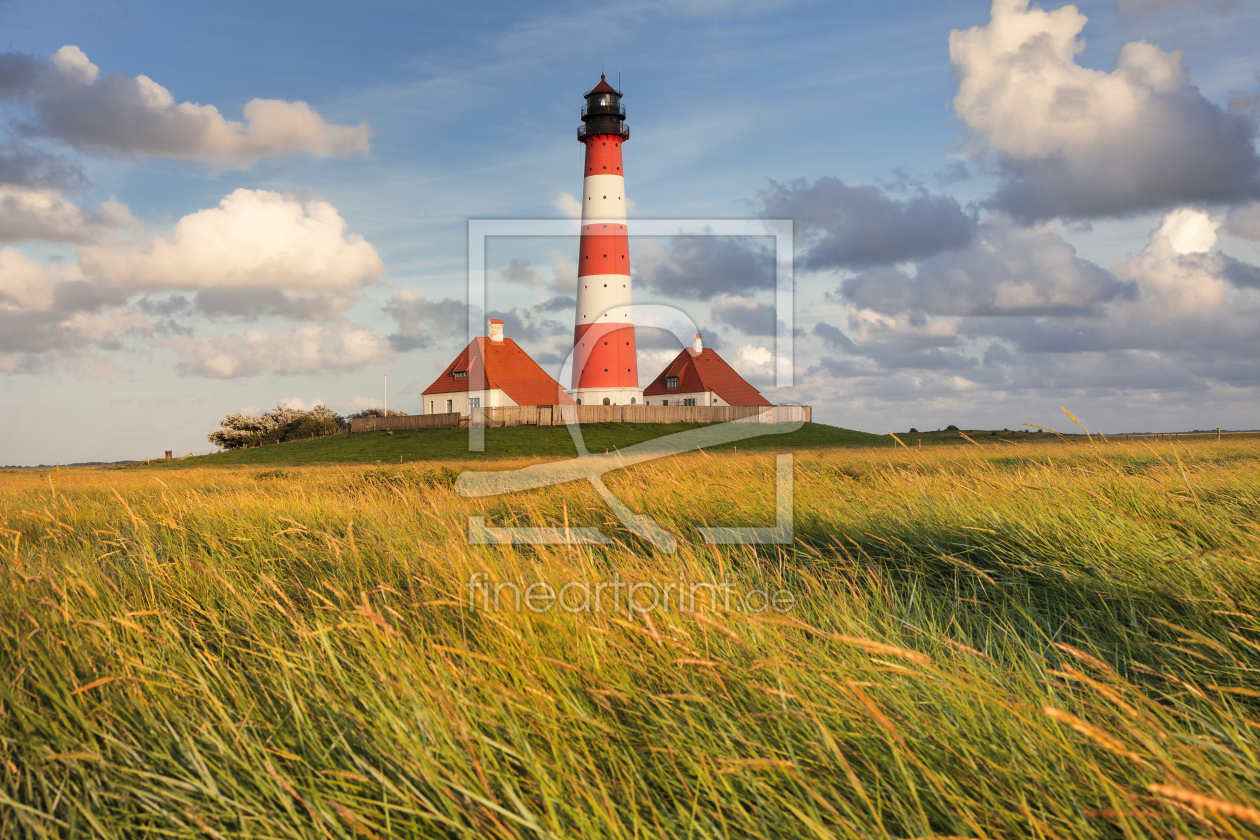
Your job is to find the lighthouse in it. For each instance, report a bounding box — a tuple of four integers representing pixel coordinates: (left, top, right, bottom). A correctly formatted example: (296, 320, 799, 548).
(570, 75, 643, 406)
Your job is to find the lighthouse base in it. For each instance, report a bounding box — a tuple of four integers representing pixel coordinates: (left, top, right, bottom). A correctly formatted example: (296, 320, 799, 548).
(568, 387, 644, 407)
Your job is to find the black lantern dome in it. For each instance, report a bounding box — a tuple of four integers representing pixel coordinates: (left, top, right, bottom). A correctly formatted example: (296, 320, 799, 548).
(579, 75, 628, 140)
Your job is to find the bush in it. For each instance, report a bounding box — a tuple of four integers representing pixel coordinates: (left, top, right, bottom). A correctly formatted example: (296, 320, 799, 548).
(946, 424, 960, 431)
(908, 427, 919, 434)
(348, 408, 409, 420)
(208, 404, 346, 450)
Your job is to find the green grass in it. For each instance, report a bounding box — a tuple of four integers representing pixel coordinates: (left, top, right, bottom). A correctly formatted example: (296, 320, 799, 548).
(162, 422, 885, 467)
(3, 439, 1260, 837)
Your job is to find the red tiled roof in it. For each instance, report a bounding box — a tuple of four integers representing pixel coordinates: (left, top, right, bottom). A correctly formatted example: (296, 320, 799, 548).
(422, 338, 575, 406)
(589, 75, 618, 94)
(643, 348, 772, 406)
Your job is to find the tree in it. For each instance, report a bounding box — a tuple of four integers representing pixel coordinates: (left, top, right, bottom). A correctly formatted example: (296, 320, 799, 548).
(207, 404, 346, 450)
(347, 408, 409, 419)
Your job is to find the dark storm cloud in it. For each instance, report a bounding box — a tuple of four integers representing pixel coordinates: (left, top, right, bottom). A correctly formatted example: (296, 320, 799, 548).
(760, 177, 976, 269)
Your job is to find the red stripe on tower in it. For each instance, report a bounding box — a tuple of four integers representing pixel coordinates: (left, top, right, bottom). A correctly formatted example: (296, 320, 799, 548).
(570, 75, 642, 406)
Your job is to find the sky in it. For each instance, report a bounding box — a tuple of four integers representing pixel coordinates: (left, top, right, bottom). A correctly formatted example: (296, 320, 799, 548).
(1, 0, 1259, 465)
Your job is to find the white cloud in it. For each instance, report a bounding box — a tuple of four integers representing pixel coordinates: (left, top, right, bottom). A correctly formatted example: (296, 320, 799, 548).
(949, 0, 1260, 219)
(173, 324, 394, 378)
(733, 344, 776, 381)
(80, 189, 383, 319)
(0, 186, 136, 243)
(0, 247, 84, 311)
(4, 45, 371, 169)
(552, 192, 582, 221)
(1114, 208, 1228, 316)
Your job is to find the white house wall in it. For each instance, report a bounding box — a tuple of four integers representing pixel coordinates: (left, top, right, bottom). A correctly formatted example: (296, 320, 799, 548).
(422, 388, 515, 416)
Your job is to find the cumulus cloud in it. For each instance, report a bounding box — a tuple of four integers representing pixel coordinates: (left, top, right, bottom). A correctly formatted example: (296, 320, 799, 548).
(0, 247, 152, 373)
(1114, 208, 1234, 316)
(0, 186, 136, 243)
(0, 46, 371, 168)
(950, 0, 1260, 219)
(842, 215, 1132, 317)
(0, 187, 385, 375)
(635, 235, 774, 300)
(79, 188, 383, 319)
(173, 324, 393, 378)
(551, 192, 583, 221)
(384, 291, 468, 351)
(760, 177, 976, 268)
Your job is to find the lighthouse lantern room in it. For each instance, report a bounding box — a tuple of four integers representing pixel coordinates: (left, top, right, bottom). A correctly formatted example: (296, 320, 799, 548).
(570, 75, 643, 406)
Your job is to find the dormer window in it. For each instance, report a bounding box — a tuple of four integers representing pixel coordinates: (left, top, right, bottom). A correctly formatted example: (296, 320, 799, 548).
(666, 376, 678, 389)
(453, 370, 467, 379)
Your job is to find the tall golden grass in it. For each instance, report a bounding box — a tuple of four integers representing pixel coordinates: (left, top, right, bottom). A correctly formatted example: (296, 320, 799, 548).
(1, 437, 1259, 838)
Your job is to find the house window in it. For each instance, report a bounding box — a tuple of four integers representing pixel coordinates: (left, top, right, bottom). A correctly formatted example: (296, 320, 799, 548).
(683, 398, 696, 406)
(666, 376, 678, 389)
(662, 400, 669, 406)
(453, 370, 467, 379)
(469, 397, 480, 409)
(446, 399, 453, 413)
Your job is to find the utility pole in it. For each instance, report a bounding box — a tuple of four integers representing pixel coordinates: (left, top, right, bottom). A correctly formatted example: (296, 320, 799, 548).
(384, 374, 388, 417)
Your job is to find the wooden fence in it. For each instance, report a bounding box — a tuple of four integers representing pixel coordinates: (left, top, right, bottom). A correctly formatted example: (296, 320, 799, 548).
(350, 405, 811, 433)
(349, 413, 462, 433)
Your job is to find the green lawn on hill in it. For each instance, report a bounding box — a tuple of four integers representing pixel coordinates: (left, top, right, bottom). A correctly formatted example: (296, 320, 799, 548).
(160, 422, 884, 467)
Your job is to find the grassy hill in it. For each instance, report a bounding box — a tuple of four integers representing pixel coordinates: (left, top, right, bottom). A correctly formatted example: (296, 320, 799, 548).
(160, 421, 885, 467)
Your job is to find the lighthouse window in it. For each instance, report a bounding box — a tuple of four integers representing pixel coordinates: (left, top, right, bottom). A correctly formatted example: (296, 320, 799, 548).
(666, 376, 678, 389)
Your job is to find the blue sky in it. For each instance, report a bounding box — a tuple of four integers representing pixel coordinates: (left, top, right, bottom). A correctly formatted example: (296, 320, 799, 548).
(1, 0, 1259, 465)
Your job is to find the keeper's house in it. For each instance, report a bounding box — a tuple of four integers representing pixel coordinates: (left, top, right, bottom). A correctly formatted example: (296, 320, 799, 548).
(421, 319, 575, 415)
(642, 334, 772, 407)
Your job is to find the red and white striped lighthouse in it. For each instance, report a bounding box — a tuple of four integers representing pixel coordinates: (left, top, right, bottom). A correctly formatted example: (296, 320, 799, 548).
(570, 75, 642, 406)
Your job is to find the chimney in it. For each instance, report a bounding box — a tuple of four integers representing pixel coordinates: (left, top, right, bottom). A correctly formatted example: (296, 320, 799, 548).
(488, 318, 504, 342)
(693, 332, 703, 353)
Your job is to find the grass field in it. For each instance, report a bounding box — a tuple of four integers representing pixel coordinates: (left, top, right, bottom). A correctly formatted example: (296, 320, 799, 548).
(158, 422, 885, 467)
(3, 437, 1260, 838)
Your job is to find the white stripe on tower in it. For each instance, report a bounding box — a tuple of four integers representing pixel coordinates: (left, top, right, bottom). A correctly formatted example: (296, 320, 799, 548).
(571, 74, 641, 407)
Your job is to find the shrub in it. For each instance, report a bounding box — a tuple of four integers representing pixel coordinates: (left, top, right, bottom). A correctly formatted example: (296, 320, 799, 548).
(908, 427, 919, 434)
(348, 408, 409, 419)
(208, 404, 346, 450)
(946, 424, 960, 431)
